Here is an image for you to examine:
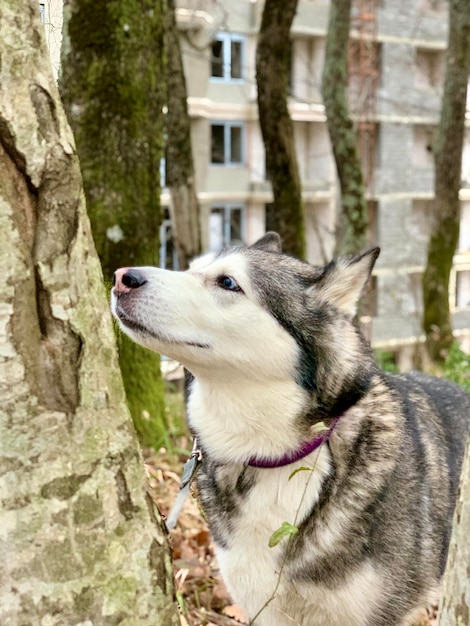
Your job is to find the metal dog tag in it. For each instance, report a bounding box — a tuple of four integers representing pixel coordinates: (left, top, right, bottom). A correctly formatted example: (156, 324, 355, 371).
(180, 454, 201, 490)
(180, 437, 202, 491)
(166, 438, 203, 532)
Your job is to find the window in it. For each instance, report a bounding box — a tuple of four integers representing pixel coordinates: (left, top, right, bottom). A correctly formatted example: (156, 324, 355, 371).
(459, 202, 470, 252)
(462, 130, 470, 184)
(211, 122, 244, 165)
(211, 33, 244, 82)
(160, 157, 166, 189)
(456, 270, 470, 308)
(209, 205, 245, 250)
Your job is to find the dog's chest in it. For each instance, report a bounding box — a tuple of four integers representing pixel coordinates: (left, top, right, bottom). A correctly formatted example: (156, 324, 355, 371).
(205, 449, 332, 621)
(200, 451, 384, 626)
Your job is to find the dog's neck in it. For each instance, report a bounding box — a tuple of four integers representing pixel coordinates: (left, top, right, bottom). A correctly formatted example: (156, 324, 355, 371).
(246, 415, 340, 468)
(187, 375, 321, 466)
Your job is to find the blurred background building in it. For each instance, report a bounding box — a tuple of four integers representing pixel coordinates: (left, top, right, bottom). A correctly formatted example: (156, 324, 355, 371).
(41, 0, 470, 367)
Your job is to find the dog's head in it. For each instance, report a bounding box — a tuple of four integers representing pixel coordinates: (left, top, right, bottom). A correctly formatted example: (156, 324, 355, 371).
(111, 233, 379, 405)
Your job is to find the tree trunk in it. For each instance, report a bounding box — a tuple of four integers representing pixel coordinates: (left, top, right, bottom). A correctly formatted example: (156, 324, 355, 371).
(0, 2, 179, 624)
(438, 437, 470, 626)
(60, 0, 167, 447)
(165, 0, 201, 270)
(256, 0, 306, 259)
(422, 0, 470, 364)
(322, 0, 368, 257)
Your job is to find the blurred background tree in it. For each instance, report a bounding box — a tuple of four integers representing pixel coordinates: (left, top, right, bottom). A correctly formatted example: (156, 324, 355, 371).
(322, 0, 368, 257)
(422, 0, 470, 365)
(165, 0, 201, 270)
(60, 0, 167, 447)
(256, 0, 306, 259)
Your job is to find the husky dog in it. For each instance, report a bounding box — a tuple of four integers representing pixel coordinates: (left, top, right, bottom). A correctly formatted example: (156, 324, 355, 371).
(111, 233, 469, 626)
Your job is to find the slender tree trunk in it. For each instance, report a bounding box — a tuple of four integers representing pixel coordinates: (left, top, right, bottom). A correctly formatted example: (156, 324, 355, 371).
(165, 0, 201, 270)
(422, 0, 470, 364)
(0, 3, 179, 623)
(438, 437, 470, 626)
(256, 0, 306, 259)
(322, 0, 368, 257)
(60, 0, 167, 447)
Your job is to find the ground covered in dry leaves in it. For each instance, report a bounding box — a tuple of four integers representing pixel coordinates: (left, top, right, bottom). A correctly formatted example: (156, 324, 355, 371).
(145, 396, 438, 626)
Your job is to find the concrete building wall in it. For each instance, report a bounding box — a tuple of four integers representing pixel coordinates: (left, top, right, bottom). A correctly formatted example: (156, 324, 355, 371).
(375, 123, 414, 196)
(377, 0, 448, 44)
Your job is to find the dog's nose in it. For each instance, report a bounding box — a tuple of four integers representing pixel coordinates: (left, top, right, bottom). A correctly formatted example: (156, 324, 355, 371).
(113, 268, 147, 294)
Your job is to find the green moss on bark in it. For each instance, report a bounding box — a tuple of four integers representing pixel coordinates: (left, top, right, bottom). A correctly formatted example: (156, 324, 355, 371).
(60, 0, 167, 446)
(422, 211, 459, 362)
(256, 0, 306, 259)
(118, 336, 166, 447)
(322, 0, 368, 256)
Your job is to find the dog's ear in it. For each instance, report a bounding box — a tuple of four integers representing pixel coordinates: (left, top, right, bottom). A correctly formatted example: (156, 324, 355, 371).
(250, 232, 282, 253)
(316, 248, 380, 317)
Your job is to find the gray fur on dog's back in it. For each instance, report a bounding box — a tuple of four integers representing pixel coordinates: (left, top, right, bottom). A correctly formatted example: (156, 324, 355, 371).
(359, 372, 468, 621)
(400, 371, 469, 493)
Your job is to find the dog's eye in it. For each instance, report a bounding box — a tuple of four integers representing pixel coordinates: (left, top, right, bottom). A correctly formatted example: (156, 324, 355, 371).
(217, 275, 241, 292)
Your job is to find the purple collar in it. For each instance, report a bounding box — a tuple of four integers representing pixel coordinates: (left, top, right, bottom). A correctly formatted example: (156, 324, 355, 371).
(247, 416, 340, 469)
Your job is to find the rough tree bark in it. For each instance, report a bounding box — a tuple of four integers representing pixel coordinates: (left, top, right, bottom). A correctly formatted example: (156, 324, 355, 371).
(322, 0, 368, 257)
(422, 0, 470, 364)
(256, 0, 306, 259)
(165, 0, 201, 270)
(0, 3, 179, 624)
(438, 438, 470, 626)
(60, 0, 167, 447)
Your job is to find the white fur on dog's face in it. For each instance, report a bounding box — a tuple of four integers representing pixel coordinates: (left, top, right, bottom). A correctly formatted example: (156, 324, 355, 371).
(112, 249, 313, 462)
(111, 250, 301, 383)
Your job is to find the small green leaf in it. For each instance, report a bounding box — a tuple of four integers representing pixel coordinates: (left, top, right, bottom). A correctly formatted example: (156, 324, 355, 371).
(268, 521, 299, 548)
(288, 466, 312, 480)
